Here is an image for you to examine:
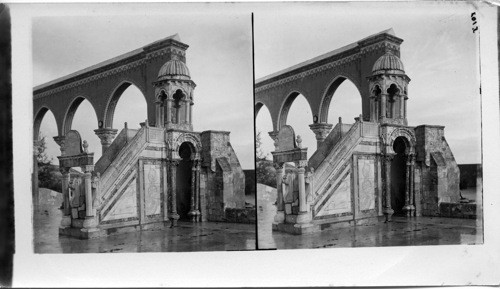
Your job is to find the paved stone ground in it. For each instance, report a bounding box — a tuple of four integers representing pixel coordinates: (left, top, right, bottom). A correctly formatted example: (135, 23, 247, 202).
(257, 184, 483, 250)
(34, 199, 256, 254)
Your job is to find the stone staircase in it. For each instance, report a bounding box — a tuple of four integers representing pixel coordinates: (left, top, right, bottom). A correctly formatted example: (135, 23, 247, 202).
(93, 127, 148, 216)
(309, 121, 363, 215)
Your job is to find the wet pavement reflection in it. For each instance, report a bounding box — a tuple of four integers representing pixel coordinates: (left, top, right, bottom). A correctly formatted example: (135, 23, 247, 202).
(258, 186, 483, 250)
(34, 207, 256, 254)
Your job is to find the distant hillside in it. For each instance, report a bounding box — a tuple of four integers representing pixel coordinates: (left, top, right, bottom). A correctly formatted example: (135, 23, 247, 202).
(243, 169, 255, 196)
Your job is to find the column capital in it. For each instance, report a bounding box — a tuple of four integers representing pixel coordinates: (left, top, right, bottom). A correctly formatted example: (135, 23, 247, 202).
(309, 123, 333, 142)
(81, 165, 94, 173)
(383, 153, 395, 163)
(59, 166, 70, 175)
(168, 159, 180, 167)
(94, 128, 118, 146)
(268, 131, 279, 141)
(273, 162, 284, 170)
(296, 160, 308, 169)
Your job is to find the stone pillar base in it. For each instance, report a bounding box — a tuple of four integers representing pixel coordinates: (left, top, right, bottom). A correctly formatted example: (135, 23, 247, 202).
(402, 205, 415, 217)
(296, 211, 311, 224)
(169, 213, 180, 227)
(273, 210, 285, 224)
(60, 215, 71, 228)
(383, 208, 394, 222)
(188, 210, 197, 222)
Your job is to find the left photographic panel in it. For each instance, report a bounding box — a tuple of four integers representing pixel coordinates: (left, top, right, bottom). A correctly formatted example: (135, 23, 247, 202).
(32, 8, 256, 253)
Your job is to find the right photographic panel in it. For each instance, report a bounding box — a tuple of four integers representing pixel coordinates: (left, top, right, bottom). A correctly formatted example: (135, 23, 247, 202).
(255, 2, 483, 250)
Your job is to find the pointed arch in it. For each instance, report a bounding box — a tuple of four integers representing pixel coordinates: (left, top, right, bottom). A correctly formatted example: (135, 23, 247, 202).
(62, 95, 99, 135)
(319, 75, 362, 123)
(34, 106, 59, 141)
(278, 91, 314, 130)
(104, 80, 148, 128)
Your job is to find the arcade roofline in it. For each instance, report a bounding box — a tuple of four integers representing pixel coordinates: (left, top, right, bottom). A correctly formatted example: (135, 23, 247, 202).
(33, 33, 188, 96)
(255, 28, 403, 88)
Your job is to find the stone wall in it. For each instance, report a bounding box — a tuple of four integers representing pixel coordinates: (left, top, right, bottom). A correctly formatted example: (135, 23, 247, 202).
(414, 125, 460, 216)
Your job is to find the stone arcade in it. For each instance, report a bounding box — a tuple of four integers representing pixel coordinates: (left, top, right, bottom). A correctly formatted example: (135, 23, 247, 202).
(33, 34, 246, 239)
(255, 29, 461, 234)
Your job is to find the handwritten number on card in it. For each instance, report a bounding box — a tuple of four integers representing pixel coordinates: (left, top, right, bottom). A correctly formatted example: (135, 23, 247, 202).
(471, 12, 478, 33)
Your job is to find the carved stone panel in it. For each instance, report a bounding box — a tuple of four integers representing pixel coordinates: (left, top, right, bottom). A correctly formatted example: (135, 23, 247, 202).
(276, 125, 296, 151)
(144, 163, 162, 216)
(102, 178, 138, 222)
(358, 158, 376, 211)
(316, 172, 352, 217)
(64, 130, 83, 156)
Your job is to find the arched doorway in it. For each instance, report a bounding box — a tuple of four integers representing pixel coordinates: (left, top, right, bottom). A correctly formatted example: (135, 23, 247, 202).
(176, 142, 194, 220)
(391, 136, 408, 215)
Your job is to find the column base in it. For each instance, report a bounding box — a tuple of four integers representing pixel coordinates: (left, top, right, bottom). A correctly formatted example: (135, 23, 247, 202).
(168, 213, 180, 227)
(402, 205, 415, 217)
(273, 210, 285, 224)
(60, 215, 71, 228)
(382, 208, 394, 222)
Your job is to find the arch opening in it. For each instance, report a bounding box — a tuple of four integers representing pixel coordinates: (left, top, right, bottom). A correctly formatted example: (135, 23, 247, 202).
(106, 82, 147, 129)
(34, 108, 59, 164)
(67, 98, 101, 163)
(280, 92, 316, 157)
(386, 84, 400, 119)
(323, 77, 362, 125)
(176, 142, 194, 220)
(255, 103, 274, 160)
(391, 136, 408, 215)
(172, 89, 187, 124)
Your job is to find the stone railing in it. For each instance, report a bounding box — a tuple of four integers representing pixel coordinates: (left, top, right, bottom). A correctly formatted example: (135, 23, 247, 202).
(310, 121, 363, 205)
(309, 122, 353, 170)
(94, 128, 139, 175)
(95, 126, 148, 210)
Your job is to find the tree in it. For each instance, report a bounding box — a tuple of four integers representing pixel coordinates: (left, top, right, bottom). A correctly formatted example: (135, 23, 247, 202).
(35, 136, 61, 192)
(255, 131, 276, 188)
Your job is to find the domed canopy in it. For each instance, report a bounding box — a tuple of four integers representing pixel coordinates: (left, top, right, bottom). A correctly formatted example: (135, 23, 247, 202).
(372, 52, 405, 75)
(157, 59, 191, 81)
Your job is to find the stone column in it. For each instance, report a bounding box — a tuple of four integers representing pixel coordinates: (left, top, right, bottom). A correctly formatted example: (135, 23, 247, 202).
(380, 93, 387, 120)
(155, 100, 164, 128)
(309, 123, 333, 148)
(176, 102, 181, 124)
(166, 98, 173, 124)
(383, 154, 394, 222)
(399, 95, 405, 119)
(185, 100, 190, 124)
(274, 162, 285, 223)
(195, 160, 201, 221)
(403, 154, 412, 217)
(81, 165, 94, 217)
(296, 160, 310, 224)
(404, 96, 408, 122)
(189, 101, 194, 124)
(168, 160, 180, 226)
(60, 167, 71, 227)
(369, 96, 376, 122)
(409, 154, 416, 216)
(188, 161, 197, 222)
(33, 140, 39, 211)
(94, 128, 118, 154)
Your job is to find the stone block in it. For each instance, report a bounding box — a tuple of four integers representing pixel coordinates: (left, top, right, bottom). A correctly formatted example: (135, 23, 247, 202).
(285, 203, 292, 215)
(71, 208, 78, 219)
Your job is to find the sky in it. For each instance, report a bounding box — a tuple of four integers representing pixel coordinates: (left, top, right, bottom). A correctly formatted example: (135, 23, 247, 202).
(34, 11, 254, 169)
(254, 2, 482, 165)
